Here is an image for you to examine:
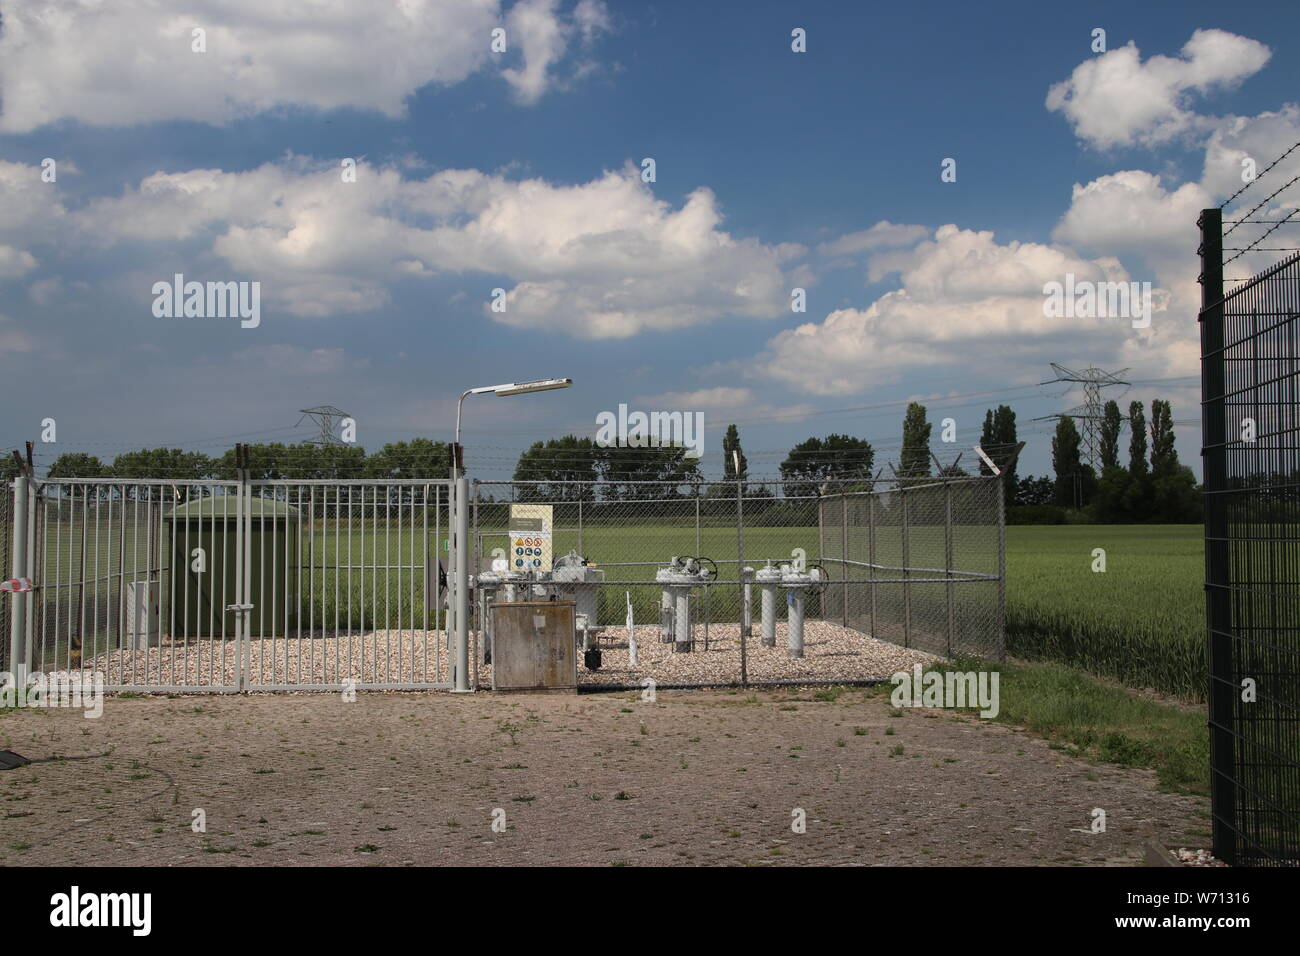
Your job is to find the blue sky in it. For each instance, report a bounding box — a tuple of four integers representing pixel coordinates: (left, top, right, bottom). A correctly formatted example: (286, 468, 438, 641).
(2, 0, 1298, 481)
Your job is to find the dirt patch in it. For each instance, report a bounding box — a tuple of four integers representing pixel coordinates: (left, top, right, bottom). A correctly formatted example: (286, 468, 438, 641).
(0, 689, 1207, 866)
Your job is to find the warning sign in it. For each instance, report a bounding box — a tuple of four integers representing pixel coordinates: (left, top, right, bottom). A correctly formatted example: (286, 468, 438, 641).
(509, 504, 553, 572)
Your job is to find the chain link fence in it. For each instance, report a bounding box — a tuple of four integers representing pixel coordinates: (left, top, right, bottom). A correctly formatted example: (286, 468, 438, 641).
(821, 479, 1005, 658)
(473, 477, 1004, 688)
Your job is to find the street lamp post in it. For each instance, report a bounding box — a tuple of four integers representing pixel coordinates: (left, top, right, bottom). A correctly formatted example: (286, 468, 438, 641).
(449, 378, 572, 692)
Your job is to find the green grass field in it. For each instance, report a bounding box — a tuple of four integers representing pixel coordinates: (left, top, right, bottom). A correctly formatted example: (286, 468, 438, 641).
(1005, 525, 1204, 701)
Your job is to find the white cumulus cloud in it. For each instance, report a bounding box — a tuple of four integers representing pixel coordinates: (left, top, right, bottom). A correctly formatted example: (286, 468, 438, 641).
(0, 0, 610, 132)
(63, 159, 793, 334)
(1046, 29, 1271, 149)
(756, 225, 1156, 396)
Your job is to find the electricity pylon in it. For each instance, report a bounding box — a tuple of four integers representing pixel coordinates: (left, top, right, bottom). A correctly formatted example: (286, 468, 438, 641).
(1034, 364, 1130, 470)
(298, 405, 350, 446)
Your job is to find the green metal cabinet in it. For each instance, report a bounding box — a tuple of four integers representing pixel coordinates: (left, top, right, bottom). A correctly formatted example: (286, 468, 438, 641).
(165, 497, 299, 638)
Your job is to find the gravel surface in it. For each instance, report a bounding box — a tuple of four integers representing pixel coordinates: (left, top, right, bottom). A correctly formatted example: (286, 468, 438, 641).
(81, 631, 449, 687)
(78, 622, 932, 689)
(554, 621, 937, 686)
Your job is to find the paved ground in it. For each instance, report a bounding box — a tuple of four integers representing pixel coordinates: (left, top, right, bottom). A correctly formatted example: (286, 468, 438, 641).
(1, 688, 1208, 866)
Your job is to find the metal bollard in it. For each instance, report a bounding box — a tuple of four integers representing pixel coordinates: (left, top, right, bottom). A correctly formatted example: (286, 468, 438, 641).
(741, 566, 754, 638)
(787, 589, 805, 658)
(674, 587, 692, 654)
(660, 585, 675, 642)
(756, 564, 782, 647)
(781, 568, 822, 659)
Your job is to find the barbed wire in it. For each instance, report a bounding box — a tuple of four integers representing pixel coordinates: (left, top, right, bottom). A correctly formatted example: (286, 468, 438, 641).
(1220, 138, 1300, 213)
(1222, 177, 1300, 242)
(1223, 207, 1300, 266)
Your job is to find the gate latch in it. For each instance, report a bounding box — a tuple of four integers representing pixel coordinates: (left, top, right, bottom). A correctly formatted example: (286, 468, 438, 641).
(226, 603, 255, 613)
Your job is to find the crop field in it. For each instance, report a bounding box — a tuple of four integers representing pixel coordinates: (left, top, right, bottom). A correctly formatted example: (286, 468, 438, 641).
(1004, 525, 1204, 701)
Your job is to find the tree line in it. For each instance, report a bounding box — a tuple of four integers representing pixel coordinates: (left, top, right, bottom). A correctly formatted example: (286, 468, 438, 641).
(776, 396, 1199, 523)
(1045, 399, 1200, 523)
(6, 396, 1202, 523)
(7, 439, 450, 481)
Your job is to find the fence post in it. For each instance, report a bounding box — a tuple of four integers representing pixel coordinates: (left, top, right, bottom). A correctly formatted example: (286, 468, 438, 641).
(24, 474, 36, 668)
(868, 492, 877, 640)
(8, 475, 29, 677)
(0, 484, 8, 675)
(841, 490, 849, 628)
(817, 487, 824, 592)
(995, 479, 1006, 661)
(945, 481, 955, 658)
(238, 469, 251, 691)
(901, 486, 911, 648)
(117, 484, 127, 659)
(428, 483, 437, 677)
(452, 475, 471, 693)
(694, 491, 701, 557)
(1199, 206, 1236, 864)
(737, 479, 747, 684)
(471, 480, 480, 691)
(578, 496, 584, 556)
(737, 479, 746, 628)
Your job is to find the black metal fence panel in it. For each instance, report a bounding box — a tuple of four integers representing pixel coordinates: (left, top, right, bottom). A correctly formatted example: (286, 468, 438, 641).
(1201, 205, 1300, 865)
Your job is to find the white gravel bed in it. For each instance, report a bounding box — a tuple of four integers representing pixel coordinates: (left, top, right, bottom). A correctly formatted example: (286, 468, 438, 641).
(75, 621, 932, 689)
(483, 620, 937, 687)
(80, 630, 449, 687)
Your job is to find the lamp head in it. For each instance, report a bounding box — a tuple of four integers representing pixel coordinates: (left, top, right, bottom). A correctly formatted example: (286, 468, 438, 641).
(493, 378, 572, 397)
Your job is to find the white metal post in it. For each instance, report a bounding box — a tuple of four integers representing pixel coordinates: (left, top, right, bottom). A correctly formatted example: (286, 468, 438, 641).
(674, 586, 691, 653)
(24, 474, 35, 669)
(452, 475, 471, 692)
(760, 578, 777, 646)
(741, 567, 753, 638)
(788, 589, 805, 658)
(241, 470, 252, 691)
(8, 475, 29, 677)
(449, 378, 571, 692)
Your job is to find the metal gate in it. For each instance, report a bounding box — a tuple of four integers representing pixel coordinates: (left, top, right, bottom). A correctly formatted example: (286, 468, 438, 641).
(9, 476, 452, 692)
